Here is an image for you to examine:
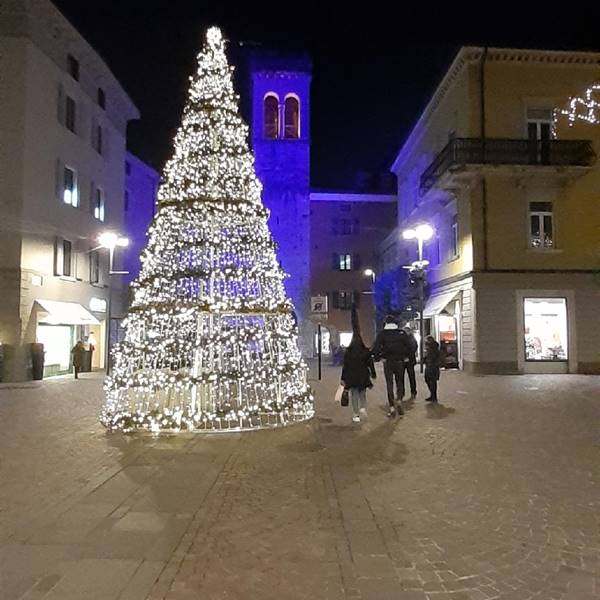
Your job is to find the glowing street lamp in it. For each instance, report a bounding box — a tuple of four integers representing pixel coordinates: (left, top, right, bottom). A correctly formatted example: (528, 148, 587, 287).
(402, 223, 434, 372)
(363, 268, 375, 283)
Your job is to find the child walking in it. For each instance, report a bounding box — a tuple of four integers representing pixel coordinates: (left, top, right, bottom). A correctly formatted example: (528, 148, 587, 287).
(424, 335, 442, 402)
(341, 333, 377, 423)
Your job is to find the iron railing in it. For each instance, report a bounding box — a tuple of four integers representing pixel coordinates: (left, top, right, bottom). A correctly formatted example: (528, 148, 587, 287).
(420, 138, 595, 193)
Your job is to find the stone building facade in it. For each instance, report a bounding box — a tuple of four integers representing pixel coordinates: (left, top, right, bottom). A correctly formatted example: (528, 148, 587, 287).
(0, 0, 138, 380)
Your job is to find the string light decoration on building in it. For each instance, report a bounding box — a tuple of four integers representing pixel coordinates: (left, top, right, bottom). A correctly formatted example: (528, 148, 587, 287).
(102, 27, 313, 433)
(554, 82, 600, 132)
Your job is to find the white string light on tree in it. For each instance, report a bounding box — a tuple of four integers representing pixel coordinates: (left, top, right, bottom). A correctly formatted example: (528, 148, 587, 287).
(102, 26, 314, 433)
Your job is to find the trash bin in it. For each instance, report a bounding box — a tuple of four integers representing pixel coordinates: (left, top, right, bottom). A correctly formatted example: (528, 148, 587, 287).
(30, 342, 45, 380)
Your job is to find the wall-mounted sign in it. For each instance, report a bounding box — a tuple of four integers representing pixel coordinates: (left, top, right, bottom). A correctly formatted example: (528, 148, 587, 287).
(89, 297, 107, 313)
(310, 295, 328, 315)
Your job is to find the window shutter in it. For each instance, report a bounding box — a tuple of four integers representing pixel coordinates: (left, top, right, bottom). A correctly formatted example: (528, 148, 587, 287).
(89, 180, 95, 214)
(331, 253, 339, 270)
(332, 291, 340, 309)
(57, 84, 65, 125)
(54, 237, 64, 276)
(55, 159, 64, 201)
(90, 118, 97, 150)
(353, 254, 362, 270)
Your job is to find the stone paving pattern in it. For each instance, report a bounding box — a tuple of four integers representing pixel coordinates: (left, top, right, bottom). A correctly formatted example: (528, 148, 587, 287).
(0, 366, 599, 599)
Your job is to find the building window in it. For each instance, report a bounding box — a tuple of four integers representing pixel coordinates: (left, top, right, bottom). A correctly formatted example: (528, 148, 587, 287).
(337, 253, 352, 271)
(62, 240, 72, 277)
(90, 250, 100, 284)
(332, 290, 353, 310)
(93, 189, 105, 222)
(332, 218, 359, 235)
(65, 96, 76, 133)
(524, 298, 568, 361)
(529, 202, 553, 248)
(283, 95, 300, 139)
(97, 87, 106, 109)
(527, 108, 553, 164)
(67, 54, 79, 81)
(264, 94, 279, 139)
(63, 166, 78, 207)
(451, 215, 459, 258)
(93, 124, 103, 154)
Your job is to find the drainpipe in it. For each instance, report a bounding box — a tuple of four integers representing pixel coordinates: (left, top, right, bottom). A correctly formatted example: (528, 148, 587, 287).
(480, 46, 489, 271)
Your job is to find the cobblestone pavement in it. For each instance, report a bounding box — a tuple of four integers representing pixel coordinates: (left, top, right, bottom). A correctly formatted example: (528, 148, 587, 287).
(1, 367, 599, 600)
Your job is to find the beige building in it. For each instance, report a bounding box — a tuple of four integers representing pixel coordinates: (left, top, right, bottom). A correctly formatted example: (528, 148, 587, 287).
(309, 191, 396, 356)
(0, 0, 139, 380)
(385, 47, 600, 374)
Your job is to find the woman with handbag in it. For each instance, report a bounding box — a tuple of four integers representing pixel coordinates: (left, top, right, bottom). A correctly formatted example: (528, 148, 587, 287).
(340, 333, 377, 424)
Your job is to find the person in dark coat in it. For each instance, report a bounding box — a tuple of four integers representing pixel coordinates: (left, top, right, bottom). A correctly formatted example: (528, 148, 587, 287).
(71, 340, 85, 379)
(403, 326, 418, 397)
(424, 336, 442, 402)
(371, 315, 411, 417)
(341, 333, 376, 424)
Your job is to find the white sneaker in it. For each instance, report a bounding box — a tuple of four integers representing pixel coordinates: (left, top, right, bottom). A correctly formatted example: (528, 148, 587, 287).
(352, 415, 361, 424)
(359, 408, 368, 420)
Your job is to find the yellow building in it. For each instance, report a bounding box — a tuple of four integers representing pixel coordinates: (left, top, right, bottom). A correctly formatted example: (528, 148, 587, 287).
(385, 47, 600, 374)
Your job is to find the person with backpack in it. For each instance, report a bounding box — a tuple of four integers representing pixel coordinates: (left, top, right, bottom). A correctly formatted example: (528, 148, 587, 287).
(341, 333, 377, 424)
(371, 316, 411, 417)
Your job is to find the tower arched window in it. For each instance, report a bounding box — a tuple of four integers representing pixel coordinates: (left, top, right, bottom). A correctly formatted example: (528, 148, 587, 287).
(263, 94, 279, 139)
(284, 95, 300, 139)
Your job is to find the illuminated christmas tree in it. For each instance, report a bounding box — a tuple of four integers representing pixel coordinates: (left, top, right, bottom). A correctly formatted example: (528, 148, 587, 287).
(102, 27, 313, 433)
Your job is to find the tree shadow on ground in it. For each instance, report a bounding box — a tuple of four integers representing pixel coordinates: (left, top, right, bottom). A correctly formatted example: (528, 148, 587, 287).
(314, 417, 408, 476)
(425, 402, 456, 419)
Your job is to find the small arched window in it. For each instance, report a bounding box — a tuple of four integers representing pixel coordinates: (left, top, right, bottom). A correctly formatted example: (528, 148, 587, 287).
(284, 95, 300, 139)
(263, 94, 279, 139)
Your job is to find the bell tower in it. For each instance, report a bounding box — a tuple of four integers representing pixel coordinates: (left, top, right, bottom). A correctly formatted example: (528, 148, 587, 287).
(250, 52, 312, 354)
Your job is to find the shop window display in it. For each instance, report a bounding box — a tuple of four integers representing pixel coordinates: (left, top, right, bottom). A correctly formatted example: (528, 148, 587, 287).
(524, 298, 568, 361)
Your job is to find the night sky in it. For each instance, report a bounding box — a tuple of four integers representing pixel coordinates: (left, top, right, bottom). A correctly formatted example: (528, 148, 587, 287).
(53, 2, 600, 189)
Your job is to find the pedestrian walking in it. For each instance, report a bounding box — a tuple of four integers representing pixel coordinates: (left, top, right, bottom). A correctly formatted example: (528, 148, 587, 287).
(403, 325, 418, 398)
(71, 340, 85, 379)
(372, 315, 410, 417)
(341, 333, 376, 424)
(424, 335, 442, 402)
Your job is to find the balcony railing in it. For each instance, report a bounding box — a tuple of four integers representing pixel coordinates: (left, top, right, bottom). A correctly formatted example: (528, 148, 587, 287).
(420, 138, 596, 193)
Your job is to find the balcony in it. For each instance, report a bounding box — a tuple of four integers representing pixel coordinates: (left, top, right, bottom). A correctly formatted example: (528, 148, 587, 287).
(420, 138, 596, 194)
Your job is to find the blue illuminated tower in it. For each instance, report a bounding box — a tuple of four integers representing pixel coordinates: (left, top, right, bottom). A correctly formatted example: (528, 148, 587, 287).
(250, 52, 312, 354)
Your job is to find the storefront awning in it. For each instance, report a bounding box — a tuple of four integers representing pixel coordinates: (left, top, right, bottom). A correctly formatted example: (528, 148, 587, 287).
(423, 291, 459, 318)
(36, 299, 100, 326)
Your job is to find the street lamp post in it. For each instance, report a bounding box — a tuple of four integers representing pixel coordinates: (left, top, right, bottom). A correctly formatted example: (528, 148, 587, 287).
(363, 269, 377, 341)
(96, 232, 129, 376)
(402, 224, 434, 373)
